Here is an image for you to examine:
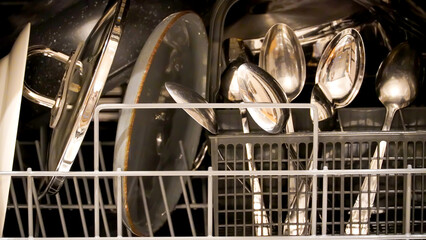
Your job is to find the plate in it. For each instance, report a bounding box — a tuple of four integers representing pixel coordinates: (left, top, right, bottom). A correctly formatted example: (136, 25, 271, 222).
(113, 11, 207, 236)
(0, 23, 30, 236)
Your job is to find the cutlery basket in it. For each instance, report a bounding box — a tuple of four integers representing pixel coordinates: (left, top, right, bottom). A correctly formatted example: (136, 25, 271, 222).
(210, 107, 426, 236)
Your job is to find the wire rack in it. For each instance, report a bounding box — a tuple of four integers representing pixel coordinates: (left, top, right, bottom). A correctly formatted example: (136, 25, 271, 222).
(2, 103, 426, 239)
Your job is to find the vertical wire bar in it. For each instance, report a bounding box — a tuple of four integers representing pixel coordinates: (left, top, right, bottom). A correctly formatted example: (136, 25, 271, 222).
(10, 180, 25, 237)
(405, 165, 412, 235)
(73, 177, 88, 237)
(63, 180, 73, 205)
(202, 178, 208, 236)
(138, 177, 153, 236)
(55, 194, 68, 237)
(78, 150, 92, 204)
(278, 144, 283, 236)
(99, 142, 113, 205)
(158, 176, 175, 236)
(16, 142, 27, 200)
(94, 172, 100, 237)
(340, 142, 345, 234)
(179, 176, 196, 236)
(99, 190, 111, 237)
(117, 168, 122, 237)
(208, 167, 213, 237)
(312, 105, 319, 235)
(322, 166, 328, 235)
(34, 141, 51, 204)
(31, 179, 46, 237)
(94, 105, 100, 237)
(27, 168, 33, 238)
(179, 141, 197, 204)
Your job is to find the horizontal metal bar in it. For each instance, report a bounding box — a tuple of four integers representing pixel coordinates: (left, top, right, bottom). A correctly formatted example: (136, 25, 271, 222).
(1, 168, 425, 177)
(94, 102, 317, 111)
(2, 234, 426, 239)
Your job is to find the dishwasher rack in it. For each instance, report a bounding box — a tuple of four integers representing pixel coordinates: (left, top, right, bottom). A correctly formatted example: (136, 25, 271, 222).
(2, 103, 426, 239)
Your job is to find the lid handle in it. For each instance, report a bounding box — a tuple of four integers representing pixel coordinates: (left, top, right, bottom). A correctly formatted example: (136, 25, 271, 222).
(23, 46, 70, 108)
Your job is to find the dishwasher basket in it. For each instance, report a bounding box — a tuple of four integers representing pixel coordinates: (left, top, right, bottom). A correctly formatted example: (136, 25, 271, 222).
(2, 103, 426, 239)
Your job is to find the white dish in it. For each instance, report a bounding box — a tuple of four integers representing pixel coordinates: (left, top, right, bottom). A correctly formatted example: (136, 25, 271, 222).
(113, 11, 208, 236)
(0, 23, 30, 236)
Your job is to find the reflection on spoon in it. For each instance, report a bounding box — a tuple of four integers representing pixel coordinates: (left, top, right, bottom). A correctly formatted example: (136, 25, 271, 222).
(346, 42, 419, 235)
(237, 62, 289, 134)
(286, 28, 365, 235)
(259, 23, 306, 218)
(165, 82, 217, 134)
(166, 81, 271, 236)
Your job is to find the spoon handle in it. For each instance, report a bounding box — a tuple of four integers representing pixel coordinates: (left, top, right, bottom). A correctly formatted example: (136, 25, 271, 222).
(345, 107, 397, 235)
(240, 108, 271, 236)
(283, 110, 310, 235)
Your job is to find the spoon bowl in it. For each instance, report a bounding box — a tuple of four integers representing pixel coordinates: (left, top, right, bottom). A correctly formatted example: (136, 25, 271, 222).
(165, 82, 218, 134)
(376, 42, 419, 111)
(315, 28, 365, 109)
(237, 63, 290, 134)
(220, 58, 246, 102)
(259, 23, 306, 102)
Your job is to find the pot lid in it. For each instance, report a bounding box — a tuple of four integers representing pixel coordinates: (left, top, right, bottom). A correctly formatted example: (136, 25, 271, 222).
(39, 0, 129, 197)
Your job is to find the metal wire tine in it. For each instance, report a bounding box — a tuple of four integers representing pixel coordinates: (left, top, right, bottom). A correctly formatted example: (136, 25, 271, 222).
(99, 142, 113, 205)
(26, 169, 33, 238)
(16, 141, 28, 200)
(73, 177, 88, 237)
(158, 176, 175, 236)
(178, 140, 197, 205)
(10, 180, 25, 237)
(98, 187, 110, 237)
(78, 150, 92, 204)
(55, 193, 68, 237)
(34, 141, 51, 204)
(63, 178, 73, 205)
(138, 177, 153, 237)
(322, 166, 328, 236)
(34, 216, 40, 237)
(202, 178, 208, 236)
(179, 176, 197, 236)
(405, 165, 412, 234)
(116, 169, 122, 237)
(31, 178, 46, 237)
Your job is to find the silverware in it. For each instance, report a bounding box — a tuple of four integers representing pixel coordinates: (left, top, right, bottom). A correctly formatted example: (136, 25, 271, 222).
(165, 82, 217, 135)
(236, 62, 289, 134)
(167, 81, 272, 236)
(236, 62, 291, 236)
(258, 23, 306, 229)
(345, 42, 419, 235)
(286, 28, 365, 235)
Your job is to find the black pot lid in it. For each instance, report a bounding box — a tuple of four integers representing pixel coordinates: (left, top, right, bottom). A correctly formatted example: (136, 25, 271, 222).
(39, 0, 129, 196)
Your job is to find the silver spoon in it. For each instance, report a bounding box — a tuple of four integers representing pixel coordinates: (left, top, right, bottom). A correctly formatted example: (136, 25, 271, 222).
(236, 62, 289, 134)
(285, 28, 365, 235)
(167, 81, 272, 236)
(165, 82, 217, 134)
(345, 42, 419, 235)
(221, 61, 289, 236)
(259, 22, 306, 217)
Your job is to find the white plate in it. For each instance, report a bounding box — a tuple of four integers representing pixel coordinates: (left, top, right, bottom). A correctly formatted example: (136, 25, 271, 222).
(0, 23, 30, 236)
(114, 12, 207, 236)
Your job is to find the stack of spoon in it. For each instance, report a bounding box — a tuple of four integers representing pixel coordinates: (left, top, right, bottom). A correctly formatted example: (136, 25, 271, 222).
(165, 22, 420, 237)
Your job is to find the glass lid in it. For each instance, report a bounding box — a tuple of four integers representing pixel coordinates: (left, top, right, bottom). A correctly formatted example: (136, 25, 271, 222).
(38, 0, 129, 197)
